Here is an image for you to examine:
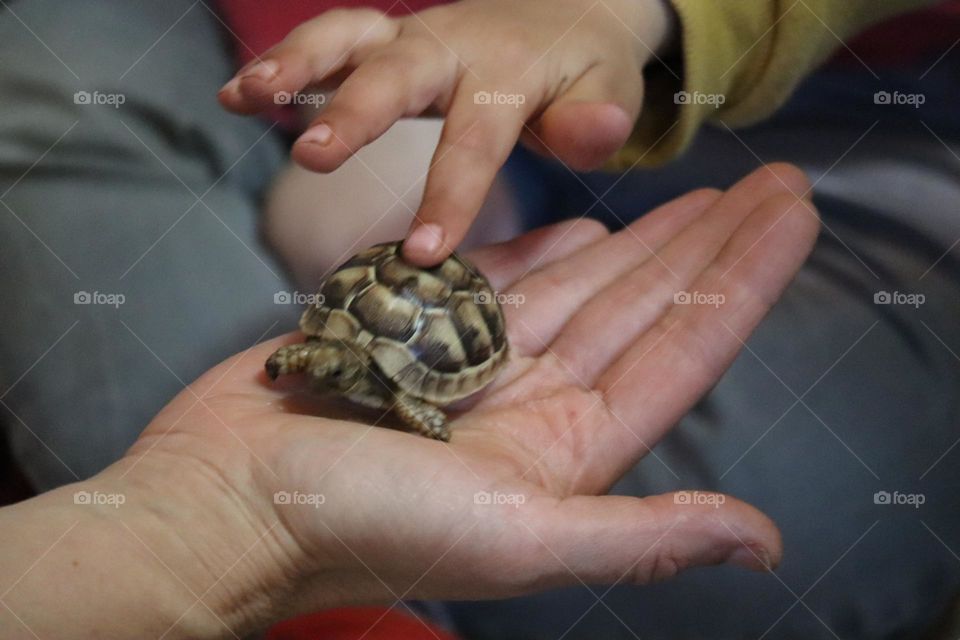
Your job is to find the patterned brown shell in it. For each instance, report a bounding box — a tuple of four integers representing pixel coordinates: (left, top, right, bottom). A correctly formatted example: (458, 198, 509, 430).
(299, 242, 508, 404)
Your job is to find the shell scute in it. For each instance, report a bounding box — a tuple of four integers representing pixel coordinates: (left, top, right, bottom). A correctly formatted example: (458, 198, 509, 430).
(431, 255, 473, 289)
(412, 310, 468, 374)
(449, 293, 494, 365)
(350, 284, 421, 343)
(378, 259, 452, 305)
(320, 265, 375, 309)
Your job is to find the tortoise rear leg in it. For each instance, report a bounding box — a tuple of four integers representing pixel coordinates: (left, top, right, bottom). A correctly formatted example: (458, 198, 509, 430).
(393, 393, 450, 442)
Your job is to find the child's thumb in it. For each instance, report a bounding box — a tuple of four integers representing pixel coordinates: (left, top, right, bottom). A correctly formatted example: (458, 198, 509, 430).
(522, 63, 643, 171)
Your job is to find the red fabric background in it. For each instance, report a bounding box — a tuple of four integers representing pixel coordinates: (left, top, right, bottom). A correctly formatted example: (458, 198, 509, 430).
(836, 0, 960, 67)
(265, 607, 460, 640)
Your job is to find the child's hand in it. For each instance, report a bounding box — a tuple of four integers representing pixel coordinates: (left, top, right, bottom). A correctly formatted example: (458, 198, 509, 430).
(219, 0, 676, 266)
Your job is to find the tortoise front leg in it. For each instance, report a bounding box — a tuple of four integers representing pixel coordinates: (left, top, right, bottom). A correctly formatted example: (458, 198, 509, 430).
(393, 393, 450, 442)
(265, 342, 322, 379)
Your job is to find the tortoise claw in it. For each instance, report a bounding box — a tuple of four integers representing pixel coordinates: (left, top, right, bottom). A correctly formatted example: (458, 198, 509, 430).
(265, 357, 281, 381)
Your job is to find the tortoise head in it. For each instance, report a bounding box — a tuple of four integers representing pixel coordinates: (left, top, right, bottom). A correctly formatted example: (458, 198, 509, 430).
(266, 340, 370, 393)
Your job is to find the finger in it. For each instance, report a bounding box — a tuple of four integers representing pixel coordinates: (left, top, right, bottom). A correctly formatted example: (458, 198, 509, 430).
(465, 218, 609, 291)
(218, 9, 398, 115)
(292, 40, 456, 173)
(523, 63, 642, 171)
(524, 492, 781, 589)
(551, 163, 810, 383)
(591, 192, 819, 483)
(502, 188, 720, 358)
(402, 81, 534, 267)
(507, 163, 808, 359)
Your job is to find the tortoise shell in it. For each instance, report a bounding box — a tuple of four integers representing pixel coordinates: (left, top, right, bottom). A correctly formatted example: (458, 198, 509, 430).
(300, 242, 508, 404)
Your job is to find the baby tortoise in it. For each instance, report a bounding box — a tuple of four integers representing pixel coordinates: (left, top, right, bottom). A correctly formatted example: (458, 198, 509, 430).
(266, 241, 508, 441)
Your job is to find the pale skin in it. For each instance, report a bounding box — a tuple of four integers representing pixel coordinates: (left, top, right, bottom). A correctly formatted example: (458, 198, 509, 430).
(0, 165, 818, 639)
(219, 0, 678, 266)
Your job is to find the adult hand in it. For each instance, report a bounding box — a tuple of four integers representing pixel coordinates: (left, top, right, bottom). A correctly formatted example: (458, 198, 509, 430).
(0, 165, 817, 639)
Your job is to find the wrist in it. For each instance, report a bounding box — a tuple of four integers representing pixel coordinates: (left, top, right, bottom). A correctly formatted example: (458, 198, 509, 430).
(602, 0, 679, 61)
(0, 476, 223, 639)
(102, 448, 309, 636)
(0, 453, 304, 639)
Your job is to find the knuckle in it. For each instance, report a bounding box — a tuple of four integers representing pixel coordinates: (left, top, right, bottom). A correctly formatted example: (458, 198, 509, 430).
(564, 218, 608, 242)
(760, 162, 810, 194)
(360, 49, 431, 96)
(444, 121, 503, 167)
(493, 32, 540, 65)
(291, 8, 390, 42)
(633, 551, 686, 584)
(334, 73, 394, 112)
(320, 103, 373, 140)
(687, 187, 723, 206)
(394, 35, 444, 61)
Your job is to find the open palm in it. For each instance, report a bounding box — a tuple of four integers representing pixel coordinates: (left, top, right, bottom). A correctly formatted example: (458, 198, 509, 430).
(125, 164, 817, 626)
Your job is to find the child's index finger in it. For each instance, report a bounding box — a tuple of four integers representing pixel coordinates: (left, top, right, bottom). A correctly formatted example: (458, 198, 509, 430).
(403, 223, 449, 266)
(402, 80, 533, 267)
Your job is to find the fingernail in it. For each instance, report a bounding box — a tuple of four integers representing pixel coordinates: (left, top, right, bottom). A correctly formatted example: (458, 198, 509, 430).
(406, 224, 445, 260)
(728, 544, 772, 572)
(241, 59, 280, 82)
(297, 124, 333, 147)
(219, 76, 241, 95)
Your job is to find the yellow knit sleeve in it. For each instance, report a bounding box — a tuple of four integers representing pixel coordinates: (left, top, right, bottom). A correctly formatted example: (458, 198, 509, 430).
(610, 0, 936, 169)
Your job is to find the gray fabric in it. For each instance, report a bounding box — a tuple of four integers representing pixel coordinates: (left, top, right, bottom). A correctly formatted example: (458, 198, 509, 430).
(0, 0, 292, 491)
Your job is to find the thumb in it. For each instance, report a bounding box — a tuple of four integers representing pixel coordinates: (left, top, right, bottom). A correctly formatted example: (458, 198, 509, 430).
(526, 492, 782, 587)
(521, 63, 643, 171)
